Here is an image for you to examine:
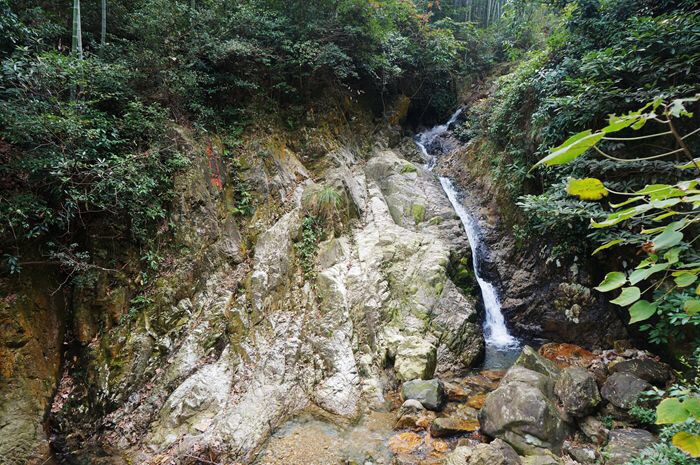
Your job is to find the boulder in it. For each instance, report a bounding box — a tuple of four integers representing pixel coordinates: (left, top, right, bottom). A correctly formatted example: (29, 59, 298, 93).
(602, 428, 658, 465)
(554, 367, 601, 417)
(515, 346, 561, 379)
(395, 399, 426, 429)
(401, 379, 446, 411)
(443, 445, 474, 465)
(600, 372, 650, 409)
(563, 440, 597, 464)
(501, 366, 554, 397)
(521, 455, 560, 465)
(469, 439, 522, 465)
(394, 336, 437, 381)
(609, 358, 671, 386)
(479, 381, 570, 454)
(539, 343, 596, 369)
(430, 417, 480, 437)
(578, 416, 609, 445)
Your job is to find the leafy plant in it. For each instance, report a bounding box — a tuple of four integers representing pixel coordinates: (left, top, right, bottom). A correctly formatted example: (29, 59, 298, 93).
(533, 97, 699, 458)
(532, 96, 700, 348)
(295, 215, 321, 279)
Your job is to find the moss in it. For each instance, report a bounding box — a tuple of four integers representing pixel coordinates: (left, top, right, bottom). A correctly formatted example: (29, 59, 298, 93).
(400, 163, 418, 174)
(434, 282, 444, 296)
(411, 203, 426, 224)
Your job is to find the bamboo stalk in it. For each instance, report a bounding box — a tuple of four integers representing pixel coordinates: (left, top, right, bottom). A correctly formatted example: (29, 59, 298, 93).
(101, 0, 106, 46)
(71, 0, 83, 59)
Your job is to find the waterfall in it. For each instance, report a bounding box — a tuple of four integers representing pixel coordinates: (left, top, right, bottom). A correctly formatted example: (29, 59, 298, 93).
(416, 109, 518, 350)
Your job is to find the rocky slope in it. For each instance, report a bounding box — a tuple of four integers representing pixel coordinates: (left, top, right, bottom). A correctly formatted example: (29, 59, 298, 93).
(1, 105, 487, 464)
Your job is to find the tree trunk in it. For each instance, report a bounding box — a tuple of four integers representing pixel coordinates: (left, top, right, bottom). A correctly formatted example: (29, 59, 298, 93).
(72, 0, 83, 59)
(100, 0, 106, 46)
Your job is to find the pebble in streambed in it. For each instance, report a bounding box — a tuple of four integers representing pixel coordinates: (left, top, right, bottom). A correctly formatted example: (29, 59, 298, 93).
(255, 371, 503, 465)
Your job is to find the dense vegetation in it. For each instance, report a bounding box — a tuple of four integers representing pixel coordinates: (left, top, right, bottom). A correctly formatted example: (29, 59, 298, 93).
(1, 0, 699, 461)
(0, 0, 502, 277)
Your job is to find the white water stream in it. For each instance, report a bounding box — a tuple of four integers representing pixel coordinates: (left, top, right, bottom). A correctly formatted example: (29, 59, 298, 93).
(415, 109, 519, 351)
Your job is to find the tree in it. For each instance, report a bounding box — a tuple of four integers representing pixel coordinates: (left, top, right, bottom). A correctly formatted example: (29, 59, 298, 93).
(101, 0, 106, 46)
(72, 0, 82, 58)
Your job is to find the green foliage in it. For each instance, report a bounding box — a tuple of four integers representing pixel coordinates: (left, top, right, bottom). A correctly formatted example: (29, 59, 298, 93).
(304, 184, 345, 226)
(0, 51, 189, 272)
(296, 215, 322, 279)
(531, 96, 700, 349)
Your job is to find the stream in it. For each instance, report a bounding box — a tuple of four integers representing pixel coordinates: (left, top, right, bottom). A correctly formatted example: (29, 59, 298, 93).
(415, 109, 520, 369)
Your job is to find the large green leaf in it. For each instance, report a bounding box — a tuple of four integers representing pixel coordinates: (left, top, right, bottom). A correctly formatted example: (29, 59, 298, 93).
(595, 272, 626, 292)
(637, 184, 686, 201)
(675, 158, 700, 170)
(664, 247, 682, 264)
(675, 273, 698, 288)
(601, 114, 641, 134)
(652, 229, 684, 252)
(684, 299, 700, 316)
(592, 239, 624, 256)
(610, 287, 641, 306)
(629, 300, 657, 324)
(592, 204, 652, 228)
(566, 178, 608, 201)
(685, 397, 700, 420)
(534, 130, 604, 169)
(657, 398, 690, 424)
(629, 263, 670, 285)
(673, 432, 700, 458)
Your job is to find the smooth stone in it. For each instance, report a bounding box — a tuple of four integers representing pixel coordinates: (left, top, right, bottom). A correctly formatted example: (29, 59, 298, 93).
(430, 417, 480, 437)
(468, 438, 522, 465)
(401, 378, 446, 411)
(479, 381, 570, 454)
(514, 346, 561, 379)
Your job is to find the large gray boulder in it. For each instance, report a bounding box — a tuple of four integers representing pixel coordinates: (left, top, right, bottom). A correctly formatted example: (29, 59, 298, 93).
(578, 416, 609, 445)
(600, 372, 651, 409)
(514, 346, 561, 379)
(501, 366, 554, 397)
(401, 378, 446, 411)
(554, 367, 601, 417)
(479, 381, 570, 454)
(609, 358, 671, 386)
(469, 439, 522, 465)
(602, 428, 658, 464)
(394, 336, 437, 381)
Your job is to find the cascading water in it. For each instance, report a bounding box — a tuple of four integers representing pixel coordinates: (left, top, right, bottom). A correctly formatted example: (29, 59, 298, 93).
(416, 109, 519, 366)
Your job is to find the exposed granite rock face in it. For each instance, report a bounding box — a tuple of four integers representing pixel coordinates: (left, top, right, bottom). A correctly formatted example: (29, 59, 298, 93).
(41, 127, 485, 464)
(0, 274, 66, 465)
